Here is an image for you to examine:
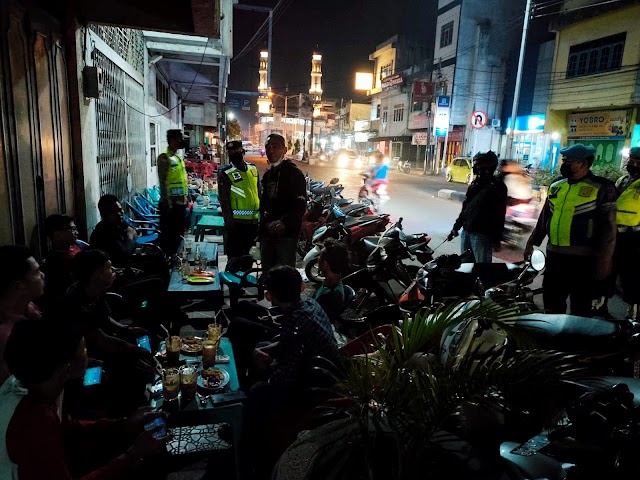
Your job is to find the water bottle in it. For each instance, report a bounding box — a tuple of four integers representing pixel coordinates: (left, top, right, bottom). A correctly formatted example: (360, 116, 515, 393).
(194, 245, 201, 263)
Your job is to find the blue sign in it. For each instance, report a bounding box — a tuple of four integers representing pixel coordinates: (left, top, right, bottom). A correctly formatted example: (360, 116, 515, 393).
(242, 99, 251, 111)
(435, 127, 448, 137)
(227, 98, 240, 109)
(505, 114, 546, 133)
(437, 96, 451, 108)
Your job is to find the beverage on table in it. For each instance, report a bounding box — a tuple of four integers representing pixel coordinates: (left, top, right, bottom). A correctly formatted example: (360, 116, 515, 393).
(181, 261, 191, 280)
(185, 239, 193, 254)
(162, 368, 180, 401)
(180, 365, 197, 397)
(207, 323, 222, 342)
(202, 340, 218, 368)
(166, 336, 181, 365)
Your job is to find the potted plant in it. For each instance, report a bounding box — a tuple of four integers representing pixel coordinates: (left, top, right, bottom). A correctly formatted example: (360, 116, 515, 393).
(274, 302, 587, 480)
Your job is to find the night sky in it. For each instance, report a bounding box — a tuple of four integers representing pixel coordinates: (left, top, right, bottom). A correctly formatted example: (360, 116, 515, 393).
(229, 0, 409, 102)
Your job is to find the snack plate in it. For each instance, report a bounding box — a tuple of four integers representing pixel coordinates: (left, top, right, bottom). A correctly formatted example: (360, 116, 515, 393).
(187, 275, 215, 284)
(197, 368, 230, 391)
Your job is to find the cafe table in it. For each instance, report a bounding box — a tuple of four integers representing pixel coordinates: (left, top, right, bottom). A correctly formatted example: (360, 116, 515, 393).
(150, 337, 246, 479)
(190, 204, 222, 233)
(179, 241, 218, 267)
(168, 267, 224, 310)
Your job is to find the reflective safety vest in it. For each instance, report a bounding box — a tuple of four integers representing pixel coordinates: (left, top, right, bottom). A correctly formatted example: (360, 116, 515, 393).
(165, 149, 187, 198)
(548, 178, 600, 248)
(224, 163, 260, 221)
(616, 177, 640, 228)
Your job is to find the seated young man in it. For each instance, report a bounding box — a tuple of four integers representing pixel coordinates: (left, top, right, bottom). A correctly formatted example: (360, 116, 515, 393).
(1, 319, 170, 479)
(0, 246, 44, 386)
(241, 265, 341, 477)
(90, 195, 168, 283)
(313, 238, 350, 324)
(41, 214, 82, 304)
(60, 250, 156, 412)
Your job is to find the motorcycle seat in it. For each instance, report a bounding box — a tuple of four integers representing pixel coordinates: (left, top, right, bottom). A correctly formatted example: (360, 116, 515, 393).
(455, 262, 528, 286)
(514, 314, 621, 351)
(311, 185, 341, 195)
(404, 233, 427, 244)
(361, 236, 381, 254)
(338, 198, 353, 207)
(343, 215, 383, 228)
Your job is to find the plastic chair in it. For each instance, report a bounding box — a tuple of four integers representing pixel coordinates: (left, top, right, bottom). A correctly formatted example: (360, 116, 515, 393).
(134, 195, 159, 216)
(123, 214, 160, 244)
(75, 239, 90, 250)
(126, 200, 160, 223)
(218, 255, 262, 307)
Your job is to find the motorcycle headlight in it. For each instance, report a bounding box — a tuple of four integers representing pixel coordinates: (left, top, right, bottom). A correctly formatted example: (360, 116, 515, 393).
(320, 154, 326, 160)
(337, 155, 348, 167)
(383, 156, 390, 164)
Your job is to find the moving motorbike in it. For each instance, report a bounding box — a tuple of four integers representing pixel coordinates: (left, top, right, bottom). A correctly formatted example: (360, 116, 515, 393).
(358, 173, 388, 212)
(396, 157, 411, 174)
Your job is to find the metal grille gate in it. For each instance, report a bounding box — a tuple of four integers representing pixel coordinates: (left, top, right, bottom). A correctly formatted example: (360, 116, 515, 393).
(94, 50, 146, 201)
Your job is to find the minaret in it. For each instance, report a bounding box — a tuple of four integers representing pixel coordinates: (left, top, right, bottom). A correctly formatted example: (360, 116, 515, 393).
(309, 52, 323, 103)
(257, 49, 271, 114)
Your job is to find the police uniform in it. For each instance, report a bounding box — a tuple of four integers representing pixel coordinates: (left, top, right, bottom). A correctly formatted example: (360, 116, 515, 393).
(613, 148, 640, 317)
(526, 144, 617, 316)
(158, 147, 188, 256)
(218, 141, 261, 258)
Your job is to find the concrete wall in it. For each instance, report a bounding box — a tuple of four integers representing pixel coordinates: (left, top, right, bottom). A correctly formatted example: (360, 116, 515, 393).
(433, 4, 461, 63)
(378, 90, 410, 138)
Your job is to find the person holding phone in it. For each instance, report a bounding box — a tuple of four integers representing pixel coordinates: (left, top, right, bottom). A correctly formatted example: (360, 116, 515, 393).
(0, 320, 171, 479)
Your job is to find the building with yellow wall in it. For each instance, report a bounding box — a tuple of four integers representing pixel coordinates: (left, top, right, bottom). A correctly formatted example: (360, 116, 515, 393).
(545, 2, 640, 168)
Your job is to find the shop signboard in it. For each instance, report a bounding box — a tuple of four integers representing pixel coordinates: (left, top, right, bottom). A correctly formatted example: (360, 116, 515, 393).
(413, 81, 433, 103)
(354, 120, 370, 132)
(412, 131, 428, 145)
(567, 110, 628, 138)
(381, 74, 404, 91)
(410, 113, 429, 130)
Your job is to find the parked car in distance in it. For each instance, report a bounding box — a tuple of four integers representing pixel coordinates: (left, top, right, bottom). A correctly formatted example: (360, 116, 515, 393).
(445, 157, 473, 184)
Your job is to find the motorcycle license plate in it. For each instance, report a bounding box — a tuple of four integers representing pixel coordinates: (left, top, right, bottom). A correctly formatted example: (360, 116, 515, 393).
(510, 433, 550, 456)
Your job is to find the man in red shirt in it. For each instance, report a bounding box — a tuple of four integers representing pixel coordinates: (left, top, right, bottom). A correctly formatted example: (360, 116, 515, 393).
(1, 320, 170, 479)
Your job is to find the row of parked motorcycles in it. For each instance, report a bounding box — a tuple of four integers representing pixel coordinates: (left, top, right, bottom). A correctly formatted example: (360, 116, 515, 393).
(300, 175, 640, 479)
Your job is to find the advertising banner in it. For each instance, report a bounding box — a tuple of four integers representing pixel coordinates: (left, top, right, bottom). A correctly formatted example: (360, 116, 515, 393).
(567, 110, 628, 138)
(413, 81, 433, 103)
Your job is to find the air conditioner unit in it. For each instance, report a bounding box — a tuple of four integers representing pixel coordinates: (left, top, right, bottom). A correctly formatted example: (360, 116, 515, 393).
(491, 119, 501, 128)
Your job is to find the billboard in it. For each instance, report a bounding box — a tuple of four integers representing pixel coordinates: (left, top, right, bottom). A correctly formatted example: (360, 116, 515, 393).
(298, 93, 314, 119)
(413, 81, 433, 103)
(567, 110, 628, 138)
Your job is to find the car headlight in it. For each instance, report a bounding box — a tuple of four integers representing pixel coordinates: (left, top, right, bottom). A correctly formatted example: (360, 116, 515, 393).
(338, 155, 348, 167)
(320, 154, 326, 160)
(383, 156, 390, 164)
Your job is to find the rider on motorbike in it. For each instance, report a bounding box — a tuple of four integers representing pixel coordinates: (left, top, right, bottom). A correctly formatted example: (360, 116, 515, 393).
(498, 160, 533, 206)
(363, 152, 389, 195)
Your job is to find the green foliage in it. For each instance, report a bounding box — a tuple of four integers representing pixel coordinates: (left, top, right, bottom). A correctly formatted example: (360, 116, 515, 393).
(531, 168, 558, 187)
(227, 119, 242, 140)
(294, 139, 301, 154)
(592, 164, 624, 182)
(287, 136, 293, 152)
(287, 301, 588, 479)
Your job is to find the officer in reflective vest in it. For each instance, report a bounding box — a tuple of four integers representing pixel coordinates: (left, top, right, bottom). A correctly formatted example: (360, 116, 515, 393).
(525, 144, 617, 316)
(218, 141, 261, 258)
(612, 147, 640, 319)
(157, 129, 188, 256)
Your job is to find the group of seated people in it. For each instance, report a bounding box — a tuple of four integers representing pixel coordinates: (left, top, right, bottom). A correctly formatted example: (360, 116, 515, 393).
(0, 188, 361, 478)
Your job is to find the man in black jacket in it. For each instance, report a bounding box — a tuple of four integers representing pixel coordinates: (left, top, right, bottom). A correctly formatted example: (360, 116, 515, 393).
(449, 151, 507, 263)
(259, 134, 307, 273)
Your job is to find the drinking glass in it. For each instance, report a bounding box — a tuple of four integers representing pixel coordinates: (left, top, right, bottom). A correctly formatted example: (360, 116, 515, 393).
(202, 340, 218, 368)
(207, 323, 222, 342)
(199, 255, 208, 272)
(180, 365, 197, 398)
(185, 239, 193, 254)
(162, 368, 180, 401)
(166, 336, 181, 365)
(181, 262, 191, 280)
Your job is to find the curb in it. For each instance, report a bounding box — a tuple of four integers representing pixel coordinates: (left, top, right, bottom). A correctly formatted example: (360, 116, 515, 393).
(438, 189, 465, 202)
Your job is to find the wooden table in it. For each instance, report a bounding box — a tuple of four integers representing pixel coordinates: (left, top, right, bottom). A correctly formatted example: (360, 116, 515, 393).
(150, 337, 245, 479)
(168, 268, 224, 310)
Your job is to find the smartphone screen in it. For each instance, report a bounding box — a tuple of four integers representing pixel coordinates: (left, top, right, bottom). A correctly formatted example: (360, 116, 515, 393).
(83, 366, 102, 386)
(144, 417, 168, 439)
(137, 335, 151, 352)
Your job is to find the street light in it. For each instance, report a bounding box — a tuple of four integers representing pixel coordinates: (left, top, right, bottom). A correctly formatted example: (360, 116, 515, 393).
(227, 112, 235, 120)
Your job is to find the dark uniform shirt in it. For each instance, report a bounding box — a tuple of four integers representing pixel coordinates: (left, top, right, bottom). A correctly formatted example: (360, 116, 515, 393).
(260, 160, 307, 238)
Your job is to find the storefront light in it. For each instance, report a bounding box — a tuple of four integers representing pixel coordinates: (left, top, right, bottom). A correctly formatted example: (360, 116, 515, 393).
(622, 147, 630, 157)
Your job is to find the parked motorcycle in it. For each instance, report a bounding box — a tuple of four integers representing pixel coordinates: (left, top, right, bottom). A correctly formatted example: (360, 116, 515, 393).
(303, 213, 392, 283)
(396, 157, 411, 174)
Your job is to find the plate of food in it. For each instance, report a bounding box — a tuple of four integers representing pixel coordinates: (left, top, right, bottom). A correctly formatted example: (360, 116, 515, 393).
(198, 367, 230, 390)
(187, 275, 215, 284)
(190, 270, 215, 277)
(181, 336, 203, 354)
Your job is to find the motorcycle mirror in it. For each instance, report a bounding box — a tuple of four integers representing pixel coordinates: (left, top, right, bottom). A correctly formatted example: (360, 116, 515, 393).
(530, 250, 546, 272)
(329, 177, 339, 184)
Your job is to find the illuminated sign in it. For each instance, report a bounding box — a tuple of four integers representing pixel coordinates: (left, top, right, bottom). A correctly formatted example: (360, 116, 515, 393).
(567, 110, 628, 138)
(505, 114, 546, 134)
(354, 120, 370, 132)
(355, 72, 373, 91)
(381, 74, 404, 91)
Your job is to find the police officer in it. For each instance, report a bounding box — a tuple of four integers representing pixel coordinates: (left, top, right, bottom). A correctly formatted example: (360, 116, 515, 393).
(157, 129, 188, 256)
(218, 141, 261, 259)
(524, 144, 617, 316)
(613, 147, 640, 319)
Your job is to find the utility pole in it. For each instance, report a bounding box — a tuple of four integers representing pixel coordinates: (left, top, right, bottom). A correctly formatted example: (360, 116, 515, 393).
(506, 0, 533, 159)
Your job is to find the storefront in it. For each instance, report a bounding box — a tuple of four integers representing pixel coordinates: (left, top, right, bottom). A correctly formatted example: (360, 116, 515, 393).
(504, 114, 559, 170)
(565, 109, 631, 168)
(438, 126, 464, 165)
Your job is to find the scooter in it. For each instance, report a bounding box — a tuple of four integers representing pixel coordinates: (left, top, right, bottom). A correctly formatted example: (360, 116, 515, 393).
(358, 173, 388, 212)
(396, 157, 411, 174)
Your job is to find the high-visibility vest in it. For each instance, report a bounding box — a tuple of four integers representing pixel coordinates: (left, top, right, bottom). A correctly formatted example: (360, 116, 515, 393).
(224, 163, 260, 221)
(548, 177, 600, 248)
(616, 177, 640, 228)
(164, 149, 187, 198)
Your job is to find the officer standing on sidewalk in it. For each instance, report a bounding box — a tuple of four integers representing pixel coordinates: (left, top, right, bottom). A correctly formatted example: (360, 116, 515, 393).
(218, 141, 261, 259)
(613, 147, 640, 319)
(524, 144, 617, 316)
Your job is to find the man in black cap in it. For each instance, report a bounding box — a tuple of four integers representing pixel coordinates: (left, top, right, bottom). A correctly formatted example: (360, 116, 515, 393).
(449, 151, 508, 263)
(259, 134, 307, 273)
(218, 141, 261, 258)
(525, 144, 617, 316)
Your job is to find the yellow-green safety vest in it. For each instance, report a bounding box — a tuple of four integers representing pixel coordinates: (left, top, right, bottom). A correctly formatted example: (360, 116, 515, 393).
(165, 148, 187, 198)
(225, 164, 260, 221)
(616, 177, 640, 228)
(548, 178, 600, 248)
